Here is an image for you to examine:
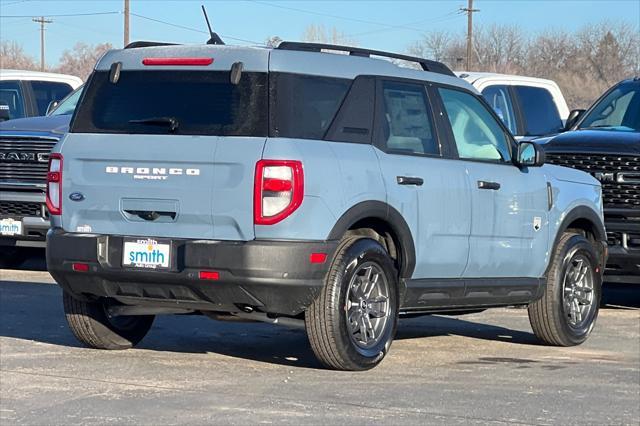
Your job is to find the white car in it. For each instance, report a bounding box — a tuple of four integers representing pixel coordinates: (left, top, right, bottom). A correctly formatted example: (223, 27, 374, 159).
(0, 70, 83, 121)
(457, 72, 569, 140)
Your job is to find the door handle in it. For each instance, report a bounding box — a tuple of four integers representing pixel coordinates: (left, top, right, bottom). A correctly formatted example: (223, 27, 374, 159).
(477, 180, 501, 190)
(397, 176, 424, 186)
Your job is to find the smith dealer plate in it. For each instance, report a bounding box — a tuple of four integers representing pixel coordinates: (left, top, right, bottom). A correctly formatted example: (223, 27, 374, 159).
(0, 218, 22, 236)
(123, 238, 171, 269)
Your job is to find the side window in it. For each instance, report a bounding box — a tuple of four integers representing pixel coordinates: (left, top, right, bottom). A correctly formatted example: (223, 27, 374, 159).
(0, 80, 26, 120)
(481, 85, 517, 135)
(513, 85, 562, 136)
(272, 73, 351, 140)
(381, 81, 439, 156)
(439, 87, 511, 162)
(29, 81, 74, 116)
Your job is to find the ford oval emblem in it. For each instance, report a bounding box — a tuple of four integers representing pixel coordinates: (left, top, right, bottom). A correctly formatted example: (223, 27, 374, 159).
(69, 192, 85, 202)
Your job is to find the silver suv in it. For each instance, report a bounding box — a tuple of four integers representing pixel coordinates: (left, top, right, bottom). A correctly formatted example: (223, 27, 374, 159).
(46, 42, 607, 370)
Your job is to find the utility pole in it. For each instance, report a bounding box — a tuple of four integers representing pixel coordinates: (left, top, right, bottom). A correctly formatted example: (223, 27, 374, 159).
(460, 0, 479, 70)
(33, 17, 53, 72)
(124, 0, 130, 47)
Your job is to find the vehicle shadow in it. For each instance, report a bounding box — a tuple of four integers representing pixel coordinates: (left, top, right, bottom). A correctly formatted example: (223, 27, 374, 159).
(1, 279, 548, 370)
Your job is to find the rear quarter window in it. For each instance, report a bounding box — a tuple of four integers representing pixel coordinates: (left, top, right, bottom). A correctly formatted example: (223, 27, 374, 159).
(272, 73, 351, 140)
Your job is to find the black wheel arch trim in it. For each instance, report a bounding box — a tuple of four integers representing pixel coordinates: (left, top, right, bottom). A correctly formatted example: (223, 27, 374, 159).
(328, 200, 416, 279)
(550, 205, 607, 271)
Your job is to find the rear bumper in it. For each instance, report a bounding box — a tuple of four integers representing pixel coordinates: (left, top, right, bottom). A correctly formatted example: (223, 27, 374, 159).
(47, 228, 338, 316)
(0, 191, 49, 247)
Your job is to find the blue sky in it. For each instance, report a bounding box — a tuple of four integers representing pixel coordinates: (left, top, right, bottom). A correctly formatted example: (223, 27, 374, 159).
(1, 0, 638, 67)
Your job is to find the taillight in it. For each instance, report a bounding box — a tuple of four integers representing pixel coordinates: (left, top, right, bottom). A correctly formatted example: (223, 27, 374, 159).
(46, 153, 63, 215)
(254, 160, 303, 225)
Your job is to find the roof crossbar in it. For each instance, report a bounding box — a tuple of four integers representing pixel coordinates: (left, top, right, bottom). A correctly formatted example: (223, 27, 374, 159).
(277, 41, 455, 77)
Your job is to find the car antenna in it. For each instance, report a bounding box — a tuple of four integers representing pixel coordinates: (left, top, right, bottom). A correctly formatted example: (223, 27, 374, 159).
(201, 5, 225, 45)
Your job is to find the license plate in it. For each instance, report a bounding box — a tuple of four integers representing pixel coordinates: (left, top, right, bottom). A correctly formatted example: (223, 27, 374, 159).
(123, 238, 171, 269)
(0, 218, 22, 236)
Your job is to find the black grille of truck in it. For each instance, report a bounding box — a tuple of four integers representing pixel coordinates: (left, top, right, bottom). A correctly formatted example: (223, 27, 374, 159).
(0, 201, 43, 217)
(545, 153, 640, 209)
(0, 136, 58, 184)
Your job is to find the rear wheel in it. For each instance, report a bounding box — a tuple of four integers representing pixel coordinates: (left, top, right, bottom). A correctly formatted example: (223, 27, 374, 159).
(305, 237, 399, 371)
(63, 291, 154, 350)
(528, 232, 601, 346)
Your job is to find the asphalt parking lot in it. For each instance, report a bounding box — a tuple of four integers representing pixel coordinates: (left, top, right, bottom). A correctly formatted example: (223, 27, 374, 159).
(1, 251, 639, 425)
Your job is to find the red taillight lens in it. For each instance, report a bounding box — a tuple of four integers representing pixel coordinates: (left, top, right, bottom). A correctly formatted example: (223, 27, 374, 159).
(142, 57, 213, 66)
(254, 160, 304, 225)
(72, 262, 89, 272)
(199, 271, 220, 280)
(309, 253, 327, 264)
(46, 153, 63, 215)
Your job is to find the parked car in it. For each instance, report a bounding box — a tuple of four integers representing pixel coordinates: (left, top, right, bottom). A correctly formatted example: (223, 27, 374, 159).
(457, 72, 569, 140)
(540, 77, 640, 284)
(0, 70, 82, 122)
(46, 41, 606, 370)
(0, 86, 82, 265)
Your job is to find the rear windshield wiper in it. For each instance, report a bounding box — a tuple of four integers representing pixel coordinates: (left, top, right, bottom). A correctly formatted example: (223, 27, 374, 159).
(129, 116, 179, 132)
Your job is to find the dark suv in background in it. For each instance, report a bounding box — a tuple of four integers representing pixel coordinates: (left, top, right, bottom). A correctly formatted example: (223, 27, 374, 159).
(542, 77, 640, 283)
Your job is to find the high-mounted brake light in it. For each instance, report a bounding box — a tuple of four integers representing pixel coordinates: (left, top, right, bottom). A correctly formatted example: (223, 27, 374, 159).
(142, 57, 214, 66)
(46, 153, 63, 215)
(254, 160, 304, 225)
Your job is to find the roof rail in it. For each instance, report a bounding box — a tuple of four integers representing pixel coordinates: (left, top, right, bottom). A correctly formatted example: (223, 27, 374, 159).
(125, 41, 180, 49)
(277, 41, 455, 77)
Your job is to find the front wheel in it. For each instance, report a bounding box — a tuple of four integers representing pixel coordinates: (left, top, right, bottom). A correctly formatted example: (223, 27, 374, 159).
(63, 291, 154, 350)
(528, 232, 602, 346)
(305, 237, 399, 371)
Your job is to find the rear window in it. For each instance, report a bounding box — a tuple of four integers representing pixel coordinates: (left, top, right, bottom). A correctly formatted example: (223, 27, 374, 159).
(72, 71, 268, 136)
(513, 85, 563, 136)
(30, 81, 74, 116)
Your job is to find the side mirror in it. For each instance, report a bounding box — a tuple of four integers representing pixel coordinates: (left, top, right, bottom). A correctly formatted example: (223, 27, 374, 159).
(517, 141, 545, 167)
(564, 108, 585, 131)
(0, 102, 10, 122)
(46, 100, 59, 115)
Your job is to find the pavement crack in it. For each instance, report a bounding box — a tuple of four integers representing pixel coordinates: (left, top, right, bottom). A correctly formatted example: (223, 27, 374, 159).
(1, 369, 184, 391)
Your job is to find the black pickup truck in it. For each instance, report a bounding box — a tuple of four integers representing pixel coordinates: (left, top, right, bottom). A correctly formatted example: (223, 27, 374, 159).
(0, 87, 80, 266)
(541, 78, 640, 283)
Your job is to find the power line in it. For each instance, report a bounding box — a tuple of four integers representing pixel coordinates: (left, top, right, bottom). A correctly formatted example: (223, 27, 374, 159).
(1, 12, 120, 18)
(130, 12, 261, 45)
(247, 0, 439, 34)
(347, 10, 465, 38)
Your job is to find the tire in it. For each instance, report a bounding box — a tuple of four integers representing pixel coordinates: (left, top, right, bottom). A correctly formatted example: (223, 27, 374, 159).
(63, 291, 154, 350)
(528, 232, 602, 346)
(305, 236, 399, 371)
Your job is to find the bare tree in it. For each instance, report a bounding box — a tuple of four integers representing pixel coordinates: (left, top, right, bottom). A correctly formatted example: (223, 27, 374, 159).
(0, 41, 38, 70)
(407, 21, 639, 109)
(265, 36, 283, 48)
(55, 42, 113, 80)
(302, 24, 356, 46)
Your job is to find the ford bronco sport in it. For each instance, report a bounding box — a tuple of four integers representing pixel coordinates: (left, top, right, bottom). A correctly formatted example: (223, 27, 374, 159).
(46, 41, 607, 371)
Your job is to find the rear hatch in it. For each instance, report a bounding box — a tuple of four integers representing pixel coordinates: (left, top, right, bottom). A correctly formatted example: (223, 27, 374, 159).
(57, 46, 269, 241)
